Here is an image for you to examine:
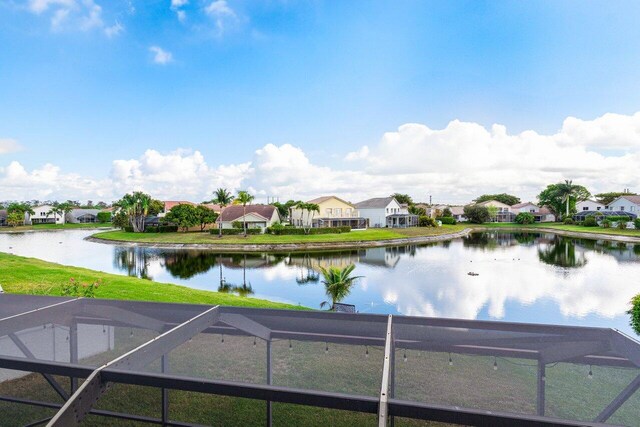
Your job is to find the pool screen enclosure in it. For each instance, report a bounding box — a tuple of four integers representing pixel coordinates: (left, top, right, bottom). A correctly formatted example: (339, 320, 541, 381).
(0, 294, 639, 426)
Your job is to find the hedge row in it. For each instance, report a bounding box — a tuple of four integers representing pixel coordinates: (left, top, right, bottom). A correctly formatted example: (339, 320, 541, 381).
(210, 228, 262, 235)
(123, 226, 179, 233)
(265, 226, 351, 235)
(436, 216, 457, 225)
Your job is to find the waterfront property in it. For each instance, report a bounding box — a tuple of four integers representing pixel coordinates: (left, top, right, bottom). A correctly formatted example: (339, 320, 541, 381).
(577, 199, 606, 212)
(476, 199, 515, 222)
(355, 196, 418, 228)
(291, 196, 368, 229)
(511, 202, 555, 222)
(66, 208, 102, 223)
(26, 204, 65, 225)
(1, 294, 639, 426)
(217, 204, 281, 231)
(607, 195, 640, 214)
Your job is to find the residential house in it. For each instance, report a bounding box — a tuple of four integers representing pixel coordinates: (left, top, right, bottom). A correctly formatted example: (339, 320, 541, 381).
(66, 209, 102, 223)
(354, 197, 418, 228)
(607, 195, 640, 215)
(26, 205, 65, 225)
(290, 196, 368, 229)
(476, 200, 515, 222)
(0, 210, 6, 226)
(449, 206, 467, 222)
(510, 202, 555, 222)
(217, 205, 281, 232)
(159, 201, 196, 218)
(576, 200, 605, 212)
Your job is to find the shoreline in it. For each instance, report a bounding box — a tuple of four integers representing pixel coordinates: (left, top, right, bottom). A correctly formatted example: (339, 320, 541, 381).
(85, 225, 640, 252)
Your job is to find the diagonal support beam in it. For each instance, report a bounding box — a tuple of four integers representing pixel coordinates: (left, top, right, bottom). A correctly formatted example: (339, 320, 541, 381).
(8, 333, 69, 401)
(0, 299, 80, 337)
(81, 305, 168, 333)
(47, 306, 220, 427)
(378, 315, 393, 427)
(594, 374, 640, 422)
(218, 313, 271, 341)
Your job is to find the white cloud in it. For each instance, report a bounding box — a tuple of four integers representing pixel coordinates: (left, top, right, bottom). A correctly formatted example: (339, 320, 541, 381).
(0, 139, 22, 155)
(149, 46, 173, 64)
(27, 0, 123, 37)
(170, 0, 188, 22)
(2, 111, 640, 204)
(104, 21, 123, 37)
(204, 0, 238, 34)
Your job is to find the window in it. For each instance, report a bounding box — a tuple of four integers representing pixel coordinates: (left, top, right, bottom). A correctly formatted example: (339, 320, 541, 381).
(631, 206, 635, 212)
(597, 207, 601, 211)
(346, 208, 351, 216)
(326, 208, 332, 216)
(335, 208, 342, 217)
(621, 206, 625, 211)
(583, 207, 589, 211)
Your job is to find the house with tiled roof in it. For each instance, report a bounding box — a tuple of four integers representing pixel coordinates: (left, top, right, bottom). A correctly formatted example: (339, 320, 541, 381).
(607, 195, 640, 214)
(291, 196, 368, 229)
(217, 205, 281, 231)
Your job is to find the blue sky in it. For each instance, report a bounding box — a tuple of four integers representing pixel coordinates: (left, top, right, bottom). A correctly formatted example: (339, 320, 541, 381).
(1, 0, 640, 202)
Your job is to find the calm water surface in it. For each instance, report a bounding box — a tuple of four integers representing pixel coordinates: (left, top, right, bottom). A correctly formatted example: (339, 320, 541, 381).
(1, 230, 639, 336)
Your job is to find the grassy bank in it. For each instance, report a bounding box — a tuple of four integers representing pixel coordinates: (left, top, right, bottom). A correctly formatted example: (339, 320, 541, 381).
(474, 222, 640, 237)
(0, 252, 302, 309)
(92, 225, 468, 245)
(0, 222, 113, 232)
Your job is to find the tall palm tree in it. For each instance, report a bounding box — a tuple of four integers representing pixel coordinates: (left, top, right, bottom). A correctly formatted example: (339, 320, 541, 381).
(212, 188, 234, 238)
(319, 264, 362, 310)
(235, 190, 255, 237)
(114, 192, 152, 232)
(557, 179, 579, 219)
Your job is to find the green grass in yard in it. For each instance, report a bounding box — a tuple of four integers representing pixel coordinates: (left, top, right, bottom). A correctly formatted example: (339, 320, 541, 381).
(0, 252, 303, 310)
(92, 225, 468, 245)
(475, 222, 640, 237)
(0, 222, 113, 232)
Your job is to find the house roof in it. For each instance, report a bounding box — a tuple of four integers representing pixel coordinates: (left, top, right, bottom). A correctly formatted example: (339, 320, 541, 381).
(511, 202, 538, 209)
(578, 199, 605, 206)
(306, 196, 355, 207)
(354, 197, 396, 209)
(218, 205, 278, 222)
(68, 209, 101, 218)
(614, 195, 640, 205)
(476, 200, 511, 208)
(164, 201, 196, 211)
(449, 206, 465, 216)
(201, 203, 222, 212)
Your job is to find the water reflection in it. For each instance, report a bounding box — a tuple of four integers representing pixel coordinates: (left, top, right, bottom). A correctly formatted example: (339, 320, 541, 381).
(1, 230, 639, 335)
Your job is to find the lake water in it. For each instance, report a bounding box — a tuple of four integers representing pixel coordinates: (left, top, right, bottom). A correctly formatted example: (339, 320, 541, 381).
(1, 229, 639, 337)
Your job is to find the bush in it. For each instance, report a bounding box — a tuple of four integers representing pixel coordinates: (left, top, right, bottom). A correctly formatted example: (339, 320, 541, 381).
(635, 218, 640, 229)
(124, 226, 134, 232)
(630, 295, 640, 336)
(232, 221, 244, 229)
(210, 228, 262, 235)
(265, 226, 351, 235)
(418, 216, 437, 227)
(601, 219, 611, 228)
(514, 212, 535, 225)
(463, 205, 490, 224)
(617, 220, 628, 230)
(563, 218, 574, 225)
(437, 216, 457, 225)
(144, 225, 178, 233)
(582, 216, 598, 227)
(606, 215, 630, 222)
(96, 212, 112, 223)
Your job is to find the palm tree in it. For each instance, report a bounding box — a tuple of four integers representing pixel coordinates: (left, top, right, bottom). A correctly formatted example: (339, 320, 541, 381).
(557, 180, 579, 219)
(212, 188, 234, 238)
(114, 192, 152, 232)
(235, 190, 255, 237)
(319, 264, 362, 310)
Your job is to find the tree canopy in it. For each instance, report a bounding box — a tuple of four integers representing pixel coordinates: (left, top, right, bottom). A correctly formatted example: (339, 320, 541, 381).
(463, 205, 490, 224)
(391, 193, 413, 205)
(537, 182, 590, 219)
(594, 191, 637, 206)
(473, 193, 521, 206)
(165, 204, 199, 231)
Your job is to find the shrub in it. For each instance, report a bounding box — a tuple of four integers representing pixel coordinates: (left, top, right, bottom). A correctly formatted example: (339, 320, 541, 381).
(606, 215, 630, 222)
(144, 225, 178, 233)
(62, 278, 101, 298)
(582, 216, 598, 227)
(617, 220, 628, 230)
(124, 226, 134, 232)
(211, 228, 262, 235)
(265, 226, 351, 235)
(232, 221, 244, 229)
(635, 218, 640, 229)
(463, 205, 490, 224)
(514, 212, 535, 225)
(96, 212, 112, 223)
(418, 216, 437, 227)
(563, 218, 574, 225)
(601, 219, 611, 228)
(437, 216, 457, 225)
(630, 295, 640, 336)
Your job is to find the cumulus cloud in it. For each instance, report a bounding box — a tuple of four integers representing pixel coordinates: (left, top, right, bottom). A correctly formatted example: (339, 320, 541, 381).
(170, 0, 188, 22)
(27, 0, 123, 36)
(149, 46, 173, 64)
(2, 111, 640, 203)
(0, 139, 22, 154)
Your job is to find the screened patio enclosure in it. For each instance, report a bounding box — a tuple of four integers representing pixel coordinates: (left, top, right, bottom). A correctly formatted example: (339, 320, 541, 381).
(1, 295, 639, 426)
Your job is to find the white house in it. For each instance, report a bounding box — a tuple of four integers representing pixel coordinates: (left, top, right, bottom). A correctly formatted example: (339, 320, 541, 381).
(66, 209, 102, 223)
(511, 202, 539, 213)
(476, 200, 514, 222)
(607, 195, 640, 215)
(26, 205, 65, 225)
(217, 205, 281, 231)
(576, 200, 605, 212)
(354, 197, 407, 228)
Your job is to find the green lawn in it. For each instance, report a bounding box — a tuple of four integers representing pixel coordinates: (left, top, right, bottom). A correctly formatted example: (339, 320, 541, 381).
(92, 225, 468, 245)
(0, 252, 302, 309)
(0, 222, 114, 232)
(473, 222, 640, 238)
